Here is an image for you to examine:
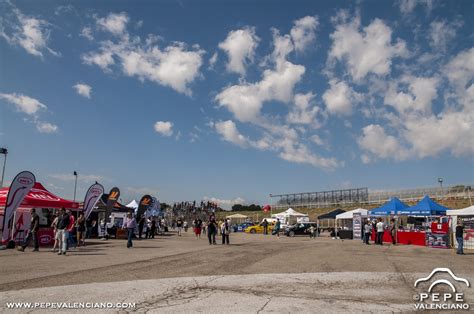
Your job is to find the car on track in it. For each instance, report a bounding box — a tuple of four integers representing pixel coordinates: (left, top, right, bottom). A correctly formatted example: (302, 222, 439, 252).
(233, 222, 255, 232)
(284, 222, 318, 237)
(244, 221, 275, 234)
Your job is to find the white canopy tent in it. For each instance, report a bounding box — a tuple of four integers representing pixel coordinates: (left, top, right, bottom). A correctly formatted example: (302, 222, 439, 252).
(126, 200, 139, 210)
(272, 208, 309, 226)
(226, 213, 249, 223)
(446, 206, 474, 216)
(335, 208, 369, 220)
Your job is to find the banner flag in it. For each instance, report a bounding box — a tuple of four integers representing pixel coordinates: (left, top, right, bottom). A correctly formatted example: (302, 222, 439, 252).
(137, 195, 152, 219)
(1, 171, 36, 243)
(105, 187, 120, 223)
(83, 183, 104, 220)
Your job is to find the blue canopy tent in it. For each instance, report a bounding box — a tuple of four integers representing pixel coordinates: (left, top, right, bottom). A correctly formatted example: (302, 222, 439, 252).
(369, 197, 409, 216)
(398, 195, 449, 215)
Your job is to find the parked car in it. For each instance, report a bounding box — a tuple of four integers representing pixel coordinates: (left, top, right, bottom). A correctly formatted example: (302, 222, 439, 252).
(244, 222, 275, 234)
(284, 222, 318, 237)
(233, 222, 255, 232)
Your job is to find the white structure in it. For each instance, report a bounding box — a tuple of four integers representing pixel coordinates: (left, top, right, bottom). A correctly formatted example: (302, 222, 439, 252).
(335, 208, 368, 220)
(446, 206, 474, 216)
(126, 200, 139, 209)
(446, 205, 474, 250)
(272, 208, 309, 227)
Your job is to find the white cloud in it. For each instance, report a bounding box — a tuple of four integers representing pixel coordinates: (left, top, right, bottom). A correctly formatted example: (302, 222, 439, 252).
(310, 134, 324, 146)
(209, 52, 218, 68)
(73, 83, 92, 98)
(358, 124, 410, 161)
(215, 61, 305, 123)
(287, 92, 323, 127)
(154, 121, 173, 136)
(384, 76, 438, 115)
(328, 16, 407, 82)
(443, 47, 474, 97)
(36, 122, 58, 133)
(290, 15, 319, 53)
(399, 0, 435, 14)
(322, 80, 361, 115)
(203, 196, 247, 209)
(83, 22, 205, 95)
(429, 20, 461, 51)
(0, 93, 46, 115)
(96, 12, 129, 36)
(218, 27, 259, 76)
(215, 120, 248, 147)
(80, 27, 94, 41)
(0, 7, 59, 58)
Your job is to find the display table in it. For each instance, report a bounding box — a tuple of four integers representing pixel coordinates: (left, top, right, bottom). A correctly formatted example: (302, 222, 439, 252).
(396, 231, 426, 246)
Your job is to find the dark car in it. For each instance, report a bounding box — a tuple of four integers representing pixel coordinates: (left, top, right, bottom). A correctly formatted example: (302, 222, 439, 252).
(233, 222, 255, 232)
(284, 222, 318, 237)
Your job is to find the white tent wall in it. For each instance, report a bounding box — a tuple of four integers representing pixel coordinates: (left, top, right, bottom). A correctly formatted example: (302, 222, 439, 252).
(271, 208, 309, 227)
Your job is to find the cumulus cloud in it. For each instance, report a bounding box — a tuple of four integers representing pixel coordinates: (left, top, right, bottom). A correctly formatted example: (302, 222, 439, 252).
(154, 121, 173, 136)
(384, 76, 439, 115)
(399, 0, 435, 14)
(0, 92, 58, 133)
(328, 15, 407, 82)
(209, 52, 218, 69)
(290, 15, 319, 53)
(218, 27, 259, 76)
(0, 6, 59, 58)
(203, 196, 247, 209)
(96, 12, 129, 36)
(287, 92, 323, 127)
(358, 124, 409, 161)
(215, 120, 248, 147)
(80, 27, 94, 41)
(322, 80, 362, 115)
(83, 13, 205, 95)
(73, 83, 92, 98)
(0, 92, 46, 115)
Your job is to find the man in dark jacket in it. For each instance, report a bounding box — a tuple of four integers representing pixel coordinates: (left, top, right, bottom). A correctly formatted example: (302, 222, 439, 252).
(56, 208, 70, 255)
(456, 220, 465, 255)
(18, 208, 40, 252)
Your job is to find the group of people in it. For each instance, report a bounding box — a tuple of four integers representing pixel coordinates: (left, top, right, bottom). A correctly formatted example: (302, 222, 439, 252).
(362, 219, 397, 245)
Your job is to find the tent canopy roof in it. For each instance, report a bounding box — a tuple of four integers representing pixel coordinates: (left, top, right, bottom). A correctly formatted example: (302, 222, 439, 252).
(126, 200, 139, 209)
(336, 208, 368, 220)
(0, 182, 79, 209)
(446, 205, 474, 216)
(226, 213, 248, 219)
(318, 209, 346, 220)
(272, 208, 308, 218)
(400, 195, 449, 215)
(369, 197, 408, 215)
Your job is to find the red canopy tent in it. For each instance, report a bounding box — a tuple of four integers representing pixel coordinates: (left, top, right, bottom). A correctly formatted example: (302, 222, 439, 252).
(0, 182, 79, 209)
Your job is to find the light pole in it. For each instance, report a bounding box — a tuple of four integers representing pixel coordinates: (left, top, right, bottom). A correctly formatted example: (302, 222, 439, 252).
(438, 178, 443, 197)
(0, 148, 7, 188)
(73, 171, 78, 201)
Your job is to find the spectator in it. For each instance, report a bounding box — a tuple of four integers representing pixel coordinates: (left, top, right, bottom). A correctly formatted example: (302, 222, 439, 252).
(364, 221, 372, 245)
(221, 219, 230, 245)
(456, 220, 465, 255)
(262, 219, 269, 235)
(50, 214, 59, 252)
(376, 219, 385, 246)
(207, 216, 217, 245)
(76, 213, 86, 247)
(17, 208, 40, 252)
(66, 210, 76, 250)
(123, 212, 137, 248)
(56, 208, 70, 255)
(273, 218, 281, 237)
(389, 219, 396, 245)
(176, 218, 183, 236)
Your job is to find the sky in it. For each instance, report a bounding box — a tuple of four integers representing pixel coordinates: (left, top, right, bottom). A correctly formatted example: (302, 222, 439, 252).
(0, 0, 473, 208)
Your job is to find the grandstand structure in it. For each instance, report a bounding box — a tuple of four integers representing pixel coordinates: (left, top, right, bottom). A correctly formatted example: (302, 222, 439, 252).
(270, 184, 472, 210)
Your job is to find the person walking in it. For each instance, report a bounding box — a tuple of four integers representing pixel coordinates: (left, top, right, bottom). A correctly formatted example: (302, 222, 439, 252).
(389, 219, 396, 245)
(176, 218, 183, 236)
(56, 208, 70, 255)
(456, 220, 465, 255)
(262, 219, 269, 235)
(194, 219, 202, 238)
(364, 221, 372, 245)
(149, 217, 156, 239)
(273, 218, 281, 237)
(76, 213, 86, 247)
(184, 220, 188, 232)
(18, 208, 40, 252)
(221, 219, 230, 245)
(66, 210, 76, 250)
(50, 214, 59, 252)
(123, 213, 137, 248)
(207, 216, 217, 245)
(376, 219, 385, 245)
(309, 224, 316, 239)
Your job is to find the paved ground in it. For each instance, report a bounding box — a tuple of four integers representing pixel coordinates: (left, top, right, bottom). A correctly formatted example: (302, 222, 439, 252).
(0, 231, 473, 312)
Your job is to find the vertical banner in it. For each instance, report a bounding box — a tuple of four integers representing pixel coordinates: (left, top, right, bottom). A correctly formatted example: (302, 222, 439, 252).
(137, 195, 152, 219)
(105, 187, 120, 223)
(83, 183, 104, 219)
(353, 212, 362, 240)
(1, 171, 35, 243)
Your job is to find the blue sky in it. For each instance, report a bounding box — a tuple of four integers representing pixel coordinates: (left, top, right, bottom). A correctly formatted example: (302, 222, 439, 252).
(0, 0, 473, 208)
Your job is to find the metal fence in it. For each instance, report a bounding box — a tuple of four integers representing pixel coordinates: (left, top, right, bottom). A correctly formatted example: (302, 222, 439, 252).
(270, 184, 473, 210)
